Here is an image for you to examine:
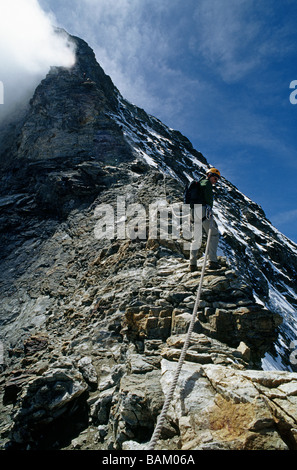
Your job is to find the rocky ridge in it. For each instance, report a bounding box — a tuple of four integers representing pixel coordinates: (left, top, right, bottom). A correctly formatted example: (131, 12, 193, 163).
(0, 172, 295, 451)
(0, 31, 297, 451)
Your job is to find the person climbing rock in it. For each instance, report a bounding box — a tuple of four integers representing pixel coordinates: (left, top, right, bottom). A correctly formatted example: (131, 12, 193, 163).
(184, 168, 221, 271)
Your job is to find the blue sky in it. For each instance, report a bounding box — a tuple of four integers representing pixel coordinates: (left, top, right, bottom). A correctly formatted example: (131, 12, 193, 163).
(2, 0, 297, 243)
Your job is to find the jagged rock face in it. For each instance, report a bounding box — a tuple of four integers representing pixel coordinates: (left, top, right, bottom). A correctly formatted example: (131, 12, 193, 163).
(0, 35, 130, 219)
(0, 31, 297, 451)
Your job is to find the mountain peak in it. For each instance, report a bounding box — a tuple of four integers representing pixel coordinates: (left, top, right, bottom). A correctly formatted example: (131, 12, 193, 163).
(0, 32, 297, 451)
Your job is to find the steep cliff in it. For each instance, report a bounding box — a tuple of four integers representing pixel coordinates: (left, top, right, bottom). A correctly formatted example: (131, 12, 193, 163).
(1, 32, 297, 451)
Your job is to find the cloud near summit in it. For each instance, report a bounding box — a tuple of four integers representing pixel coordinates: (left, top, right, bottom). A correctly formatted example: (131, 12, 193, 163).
(0, 0, 76, 121)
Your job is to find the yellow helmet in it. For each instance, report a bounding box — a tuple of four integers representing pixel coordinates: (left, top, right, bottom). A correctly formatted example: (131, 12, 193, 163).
(206, 167, 221, 178)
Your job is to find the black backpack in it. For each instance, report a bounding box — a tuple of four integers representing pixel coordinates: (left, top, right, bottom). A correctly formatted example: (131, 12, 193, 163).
(183, 179, 204, 207)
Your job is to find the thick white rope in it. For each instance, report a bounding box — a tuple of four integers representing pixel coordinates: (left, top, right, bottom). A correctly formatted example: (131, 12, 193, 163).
(147, 218, 213, 450)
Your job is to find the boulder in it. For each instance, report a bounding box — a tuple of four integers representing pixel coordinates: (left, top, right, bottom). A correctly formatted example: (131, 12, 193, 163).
(157, 360, 297, 450)
(9, 366, 88, 447)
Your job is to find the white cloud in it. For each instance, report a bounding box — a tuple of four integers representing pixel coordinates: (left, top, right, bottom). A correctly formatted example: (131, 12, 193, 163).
(0, 0, 76, 122)
(190, 0, 263, 82)
(190, 0, 296, 84)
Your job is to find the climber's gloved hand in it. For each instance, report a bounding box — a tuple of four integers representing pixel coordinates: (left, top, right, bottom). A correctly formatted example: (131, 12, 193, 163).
(205, 205, 212, 220)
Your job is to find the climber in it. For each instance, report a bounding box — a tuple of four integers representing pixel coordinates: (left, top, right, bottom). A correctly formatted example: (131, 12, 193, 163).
(184, 168, 221, 272)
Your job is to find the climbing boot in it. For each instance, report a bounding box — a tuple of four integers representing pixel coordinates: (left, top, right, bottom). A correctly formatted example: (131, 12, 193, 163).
(208, 261, 220, 270)
(190, 264, 198, 272)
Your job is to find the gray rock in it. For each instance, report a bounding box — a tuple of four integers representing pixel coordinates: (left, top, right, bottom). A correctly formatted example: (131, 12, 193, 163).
(78, 356, 98, 386)
(0, 30, 296, 453)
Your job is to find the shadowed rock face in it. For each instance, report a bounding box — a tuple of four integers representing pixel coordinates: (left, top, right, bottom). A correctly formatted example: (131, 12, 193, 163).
(0, 34, 131, 218)
(0, 31, 297, 451)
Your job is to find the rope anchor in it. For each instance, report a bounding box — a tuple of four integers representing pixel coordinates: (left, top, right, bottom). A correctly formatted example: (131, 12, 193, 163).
(147, 218, 213, 450)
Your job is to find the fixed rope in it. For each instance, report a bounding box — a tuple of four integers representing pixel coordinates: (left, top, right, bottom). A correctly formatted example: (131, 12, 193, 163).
(147, 217, 213, 451)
